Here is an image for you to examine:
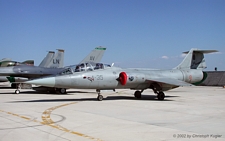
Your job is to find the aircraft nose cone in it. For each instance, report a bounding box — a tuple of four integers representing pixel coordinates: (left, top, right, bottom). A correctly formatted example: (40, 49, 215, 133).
(25, 77, 56, 87)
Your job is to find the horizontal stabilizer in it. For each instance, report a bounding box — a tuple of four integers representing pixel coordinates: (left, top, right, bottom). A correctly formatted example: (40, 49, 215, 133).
(183, 50, 218, 54)
(175, 48, 218, 70)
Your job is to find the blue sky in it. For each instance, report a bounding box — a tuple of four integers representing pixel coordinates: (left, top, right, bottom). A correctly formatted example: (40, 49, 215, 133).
(0, 0, 224, 70)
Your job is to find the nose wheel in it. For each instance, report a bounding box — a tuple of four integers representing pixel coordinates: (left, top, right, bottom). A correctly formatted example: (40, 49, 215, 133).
(14, 83, 22, 94)
(96, 89, 103, 101)
(15, 89, 20, 94)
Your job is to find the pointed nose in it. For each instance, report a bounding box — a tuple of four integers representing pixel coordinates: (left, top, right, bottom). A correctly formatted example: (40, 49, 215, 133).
(25, 77, 56, 87)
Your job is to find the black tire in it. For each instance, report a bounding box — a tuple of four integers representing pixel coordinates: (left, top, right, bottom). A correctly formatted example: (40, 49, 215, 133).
(157, 92, 165, 100)
(134, 91, 142, 99)
(56, 88, 67, 94)
(97, 95, 103, 101)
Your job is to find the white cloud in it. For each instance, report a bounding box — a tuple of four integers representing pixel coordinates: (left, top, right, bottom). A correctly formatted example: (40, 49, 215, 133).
(161, 56, 169, 59)
(180, 54, 187, 58)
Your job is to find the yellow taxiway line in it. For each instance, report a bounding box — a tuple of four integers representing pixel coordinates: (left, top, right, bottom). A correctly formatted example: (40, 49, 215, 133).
(0, 102, 102, 141)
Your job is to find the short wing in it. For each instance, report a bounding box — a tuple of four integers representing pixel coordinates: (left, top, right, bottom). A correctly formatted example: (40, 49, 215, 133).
(146, 77, 193, 86)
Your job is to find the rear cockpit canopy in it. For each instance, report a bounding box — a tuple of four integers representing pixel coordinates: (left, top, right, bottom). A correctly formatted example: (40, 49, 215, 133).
(59, 62, 111, 75)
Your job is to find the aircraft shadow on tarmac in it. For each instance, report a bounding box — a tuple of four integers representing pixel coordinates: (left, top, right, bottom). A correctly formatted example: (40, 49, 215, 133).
(0, 90, 95, 95)
(0, 87, 14, 89)
(11, 95, 177, 103)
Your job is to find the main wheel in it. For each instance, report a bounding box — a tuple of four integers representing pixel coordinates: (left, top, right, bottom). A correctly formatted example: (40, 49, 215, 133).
(97, 95, 103, 101)
(134, 91, 142, 99)
(157, 92, 165, 100)
(56, 88, 67, 94)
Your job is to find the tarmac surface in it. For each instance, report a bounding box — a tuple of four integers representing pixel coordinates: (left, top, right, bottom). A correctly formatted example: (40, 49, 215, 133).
(0, 85, 224, 141)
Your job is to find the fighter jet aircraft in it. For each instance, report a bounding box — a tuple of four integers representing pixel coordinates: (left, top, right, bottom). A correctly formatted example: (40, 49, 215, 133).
(0, 50, 64, 88)
(1, 47, 106, 94)
(0, 60, 34, 86)
(23, 48, 217, 101)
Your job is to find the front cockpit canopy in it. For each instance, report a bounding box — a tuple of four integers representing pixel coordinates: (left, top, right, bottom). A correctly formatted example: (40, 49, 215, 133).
(0, 61, 20, 67)
(59, 62, 111, 75)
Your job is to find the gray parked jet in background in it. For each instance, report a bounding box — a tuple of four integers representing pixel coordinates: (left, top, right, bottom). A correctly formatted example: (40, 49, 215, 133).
(0, 47, 106, 94)
(24, 48, 217, 101)
(0, 50, 62, 85)
(0, 59, 34, 86)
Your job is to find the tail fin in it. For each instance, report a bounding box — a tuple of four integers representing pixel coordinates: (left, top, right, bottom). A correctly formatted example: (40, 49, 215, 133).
(46, 49, 64, 68)
(38, 51, 55, 67)
(80, 46, 106, 63)
(175, 48, 218, 70)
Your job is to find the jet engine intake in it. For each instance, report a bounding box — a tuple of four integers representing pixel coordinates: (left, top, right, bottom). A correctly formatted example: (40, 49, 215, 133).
(118, 72, 146, 85)
(119, 72, 127, 85)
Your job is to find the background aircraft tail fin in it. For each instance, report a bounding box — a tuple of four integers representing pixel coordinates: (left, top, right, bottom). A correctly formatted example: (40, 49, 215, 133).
(80, 46, 106, 63)
(46, 49, 64, 68)
(38, 51, 55, 67)
(174, 48, 218, 70)
(38, 49, 64, 68)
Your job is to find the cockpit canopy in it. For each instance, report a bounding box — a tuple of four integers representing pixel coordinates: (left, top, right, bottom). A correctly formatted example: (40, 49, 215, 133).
(0, 61, 20, 67)
(59, 62, 111, 75)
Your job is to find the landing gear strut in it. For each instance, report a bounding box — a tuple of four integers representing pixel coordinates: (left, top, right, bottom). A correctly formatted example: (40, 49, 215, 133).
(96, 89, 103, 101)
(151, 83, 165, 100)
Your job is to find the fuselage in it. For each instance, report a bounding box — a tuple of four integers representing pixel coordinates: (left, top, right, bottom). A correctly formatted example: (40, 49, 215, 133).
(51, 67, 204, 91)
(0, 65, 64, 80)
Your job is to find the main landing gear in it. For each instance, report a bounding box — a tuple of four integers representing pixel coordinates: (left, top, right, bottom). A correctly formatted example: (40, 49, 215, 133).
(156, 91, 165, 100)
(134, 83, 166, 100)
(55, 88, 67, 94)
(151, 83, 165, 100)
(134, 90, 143, 99)
(96, 89, 103, 101)
(134, 90, 165, 100)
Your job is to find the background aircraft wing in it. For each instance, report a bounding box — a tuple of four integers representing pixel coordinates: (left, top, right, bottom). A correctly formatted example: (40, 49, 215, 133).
(146, 77, 193, 86)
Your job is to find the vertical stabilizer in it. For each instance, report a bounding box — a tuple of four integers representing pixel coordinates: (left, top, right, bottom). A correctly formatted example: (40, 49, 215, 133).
(38, 51, 55, 67)
(46, 49, 64, 68)
(80, 47, 106, 63)
(175, 48, 218, 70)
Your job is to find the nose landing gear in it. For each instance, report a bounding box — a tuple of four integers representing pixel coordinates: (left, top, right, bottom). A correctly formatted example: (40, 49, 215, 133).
(96, 89, 103, 101)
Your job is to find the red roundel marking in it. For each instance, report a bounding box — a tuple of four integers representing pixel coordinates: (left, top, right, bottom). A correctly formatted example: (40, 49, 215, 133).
(119, 72, 127, 85)
(189, 75, 192, 82)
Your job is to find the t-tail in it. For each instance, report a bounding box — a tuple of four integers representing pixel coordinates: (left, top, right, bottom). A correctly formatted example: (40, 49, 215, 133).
(39, 49, 64, 68)
(174, 48, 218, 70)
(80, 46, 106, 63)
